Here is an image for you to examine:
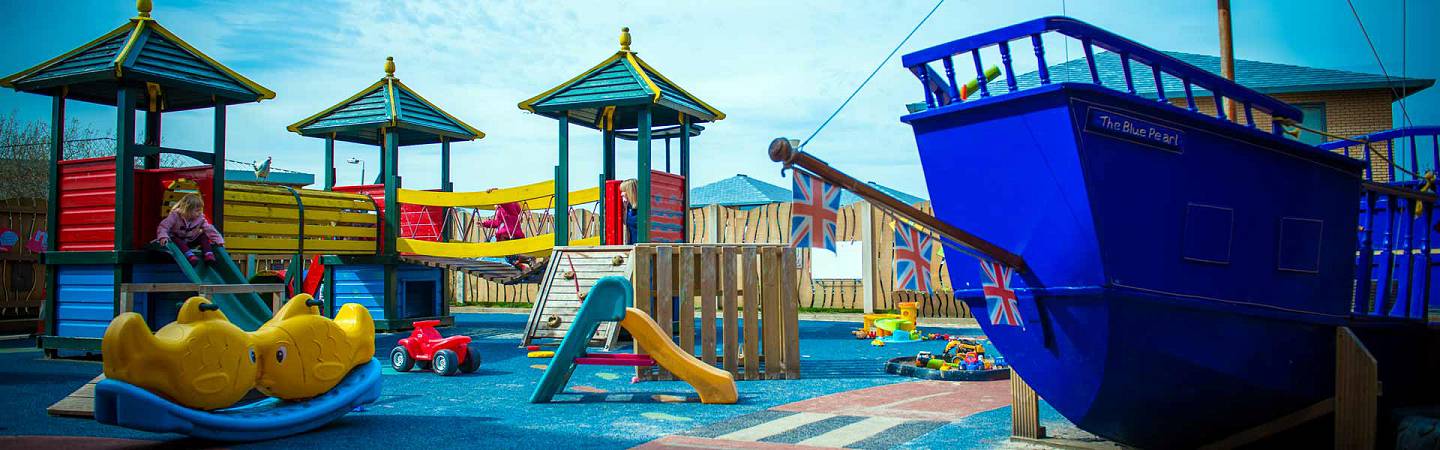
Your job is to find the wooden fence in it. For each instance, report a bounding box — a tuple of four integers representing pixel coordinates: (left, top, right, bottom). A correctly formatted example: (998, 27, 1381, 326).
(452, 197, 972, 319)
(632, 243, 800, 381)
(0, 198, 45, 321)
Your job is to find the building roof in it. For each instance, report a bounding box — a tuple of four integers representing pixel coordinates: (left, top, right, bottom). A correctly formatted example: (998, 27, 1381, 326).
(518, 28, 724, 131)
(287, 57, 482, 146)
(838, 182, 926, 207)
(1013, 51, 1433, 100)
(689, 174, 791, 207)
(0, 2, 274, 110)
(224, 169, 313, 187)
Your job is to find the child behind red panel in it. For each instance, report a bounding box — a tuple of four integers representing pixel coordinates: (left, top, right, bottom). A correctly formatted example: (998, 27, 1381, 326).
(155, 193, 225, 264)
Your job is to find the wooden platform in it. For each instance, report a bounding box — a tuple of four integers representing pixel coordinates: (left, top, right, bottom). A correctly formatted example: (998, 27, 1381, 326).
(522, 246, 633, 349)
(400, 255, 544, 285)
(47, 374, 103, 418)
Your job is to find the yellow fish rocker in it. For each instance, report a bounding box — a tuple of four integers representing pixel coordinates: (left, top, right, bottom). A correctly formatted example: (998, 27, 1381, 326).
(251, 294, 375, 400)
(101, 297, 258, 411)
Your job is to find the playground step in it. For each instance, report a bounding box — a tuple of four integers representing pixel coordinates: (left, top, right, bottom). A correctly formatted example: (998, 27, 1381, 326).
(47, 374, 104, 418)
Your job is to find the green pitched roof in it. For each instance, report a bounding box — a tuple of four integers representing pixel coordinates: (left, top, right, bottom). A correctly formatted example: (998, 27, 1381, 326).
(518, 28, 724, 131)
(1014, 51, 1433, 100)
(0, 6, 274, 110)
(287, 58, 483, 146)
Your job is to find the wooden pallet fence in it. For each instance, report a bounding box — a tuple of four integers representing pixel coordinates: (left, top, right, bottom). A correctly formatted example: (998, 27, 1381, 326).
(0, 198, 45, 319)
(631, 243, 800, 381)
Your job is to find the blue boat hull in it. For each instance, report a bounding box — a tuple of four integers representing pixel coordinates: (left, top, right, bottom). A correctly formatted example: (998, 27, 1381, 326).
(905, 83, 1435, 447)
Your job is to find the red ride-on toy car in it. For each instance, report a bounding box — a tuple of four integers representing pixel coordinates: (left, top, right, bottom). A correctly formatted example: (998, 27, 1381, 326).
(391, 320, 482, 376)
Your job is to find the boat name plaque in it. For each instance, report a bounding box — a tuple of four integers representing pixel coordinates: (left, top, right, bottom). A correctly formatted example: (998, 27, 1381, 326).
(1084, 107, 1183, 152)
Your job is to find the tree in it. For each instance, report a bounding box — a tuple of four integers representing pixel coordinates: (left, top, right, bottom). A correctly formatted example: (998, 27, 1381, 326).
(0, 111, 116, 199)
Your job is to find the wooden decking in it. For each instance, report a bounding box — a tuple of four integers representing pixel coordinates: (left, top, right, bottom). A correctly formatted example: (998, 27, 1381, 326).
(401, 255, 544, 285)
(47, 375, 104, 418)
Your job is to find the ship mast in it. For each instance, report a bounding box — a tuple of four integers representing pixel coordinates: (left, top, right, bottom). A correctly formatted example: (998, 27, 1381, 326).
(1218, 0, 1239, 121)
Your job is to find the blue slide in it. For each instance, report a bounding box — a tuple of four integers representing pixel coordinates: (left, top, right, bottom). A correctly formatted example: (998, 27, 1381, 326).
(93, 359, 382, 441)
(159, 242, 273, 331)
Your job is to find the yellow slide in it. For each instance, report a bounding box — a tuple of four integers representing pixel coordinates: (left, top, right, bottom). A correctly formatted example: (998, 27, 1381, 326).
(619, 308, 738, 404)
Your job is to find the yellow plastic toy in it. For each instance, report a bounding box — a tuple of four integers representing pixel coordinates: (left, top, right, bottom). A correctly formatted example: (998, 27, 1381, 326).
(101, 297, 258, 410)
(251, 294, 374, 400)
(855, 302, 919, 338)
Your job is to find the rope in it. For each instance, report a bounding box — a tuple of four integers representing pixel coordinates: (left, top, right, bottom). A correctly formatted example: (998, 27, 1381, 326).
(1277, 118, 1426, 180)
(798, 0, 946, 149)
(1345, 0, 1414, 128)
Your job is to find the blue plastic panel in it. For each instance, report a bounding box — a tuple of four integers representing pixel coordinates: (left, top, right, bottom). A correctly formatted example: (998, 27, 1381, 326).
(331, 265, 385, 320)
(55, 265, 116, 339)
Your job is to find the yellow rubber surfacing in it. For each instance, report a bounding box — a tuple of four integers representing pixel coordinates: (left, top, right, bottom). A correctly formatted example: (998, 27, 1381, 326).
(396, 235, 600, 258)
(396, 181, 600, 209)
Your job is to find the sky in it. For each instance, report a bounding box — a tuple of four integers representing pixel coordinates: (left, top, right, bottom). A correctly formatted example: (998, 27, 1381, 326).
(1, 0, 1436, 199)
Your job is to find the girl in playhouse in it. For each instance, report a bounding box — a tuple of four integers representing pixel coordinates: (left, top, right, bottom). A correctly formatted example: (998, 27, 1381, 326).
(154, 193, 225, 264)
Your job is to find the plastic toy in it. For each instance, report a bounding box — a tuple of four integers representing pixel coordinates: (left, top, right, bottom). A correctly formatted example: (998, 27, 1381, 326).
(528, 351, 555, 358)
(94, 294, 381, 441)
(854, 302, 919, 338)
(390, 320, 481, 376)
(252, 294, 375, 399)
(531, 276, 737, 404)
(101, 297, 257, 410)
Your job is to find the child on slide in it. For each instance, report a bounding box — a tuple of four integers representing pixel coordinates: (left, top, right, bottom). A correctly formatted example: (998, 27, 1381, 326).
(154, 193, 225, 264)
(481, 191, 533, 271)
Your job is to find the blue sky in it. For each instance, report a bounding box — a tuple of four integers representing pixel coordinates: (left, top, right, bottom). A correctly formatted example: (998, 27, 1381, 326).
(2, 0, 1436, 198)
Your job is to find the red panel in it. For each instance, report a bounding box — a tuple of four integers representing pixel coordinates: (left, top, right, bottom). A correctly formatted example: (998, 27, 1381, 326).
(57, 157, 117, 251)
(649, 171, 686, 243)
(604, 180, 623, 245)
(334, 184, 445, 243)
(136, 166, 214, 248)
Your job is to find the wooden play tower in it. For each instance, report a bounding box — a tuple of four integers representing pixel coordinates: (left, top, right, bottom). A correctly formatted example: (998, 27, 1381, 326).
(519, 27, 724, 245)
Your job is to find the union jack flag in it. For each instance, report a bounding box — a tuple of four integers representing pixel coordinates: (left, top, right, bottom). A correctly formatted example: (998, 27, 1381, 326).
(790, 172, 841, 252)
(981, 261, 1023, 327)
(893, 222, 934, 292)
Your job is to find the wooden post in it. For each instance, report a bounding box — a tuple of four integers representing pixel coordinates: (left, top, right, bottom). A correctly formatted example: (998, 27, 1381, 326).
(678, 246, 695, 359)
(114, 87, 136, 251)
(1217, 0, 1238, 121)
(761, 246, 782, 379)
(636, 107, 652, 243)
(323, 135, 335, 190)
(142, 110, 161, 169)
(212, 104, 226, 232)
(721, 246, 739, 376)
(1012, 372, 1043, 439)
(705, 204, 721, 243)
(741, 246, 760, 380)
(440, 136, 452, 192)
(655, 245, 673, 380)
(382, 128, 399, 254)
(781, 246, 801, 379)
(1335, 326, 1378, 449)
(700, 246, 718, 365)
(680, 118, 691, 242)
(555, 116, 570, 246)
(860, 202, 875, 313)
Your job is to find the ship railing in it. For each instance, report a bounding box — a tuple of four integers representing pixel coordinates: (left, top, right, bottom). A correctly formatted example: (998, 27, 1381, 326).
(1316, 127, 1440, 185)
(1325, 128, 1440, 321)
(902, 16, 1302, 136)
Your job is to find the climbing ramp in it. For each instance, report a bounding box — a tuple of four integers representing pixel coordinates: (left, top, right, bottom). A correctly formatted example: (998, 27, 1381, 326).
(523, 246, 633, 349)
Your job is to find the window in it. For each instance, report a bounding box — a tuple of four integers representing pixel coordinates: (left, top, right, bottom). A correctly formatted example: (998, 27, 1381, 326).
(1293, 103, 1327, 146)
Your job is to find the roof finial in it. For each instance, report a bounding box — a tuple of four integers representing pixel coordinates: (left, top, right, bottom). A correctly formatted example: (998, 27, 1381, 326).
(384, 56, 395, 77)
(137, 0, 153, 18)
(620, 27, 631, 52)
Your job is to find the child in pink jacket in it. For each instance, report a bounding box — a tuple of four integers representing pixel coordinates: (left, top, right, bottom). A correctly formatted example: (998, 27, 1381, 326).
(155, 193, 225, 264)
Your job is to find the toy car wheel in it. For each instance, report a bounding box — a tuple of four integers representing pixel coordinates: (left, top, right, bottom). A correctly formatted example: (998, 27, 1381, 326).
(390, 346, 414, 372)
(460, 343, 482, 373)
(432, 349, 460, 376)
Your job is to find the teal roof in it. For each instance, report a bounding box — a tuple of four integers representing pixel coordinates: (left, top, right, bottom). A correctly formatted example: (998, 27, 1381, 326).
(689, 175, 790, 207)
(519, 28, 724, 131)
(838, 182, 926, 207)
(287, 58, 483, 146)
(0, 8, 273, 110)
(1014, 51, 1433, 100)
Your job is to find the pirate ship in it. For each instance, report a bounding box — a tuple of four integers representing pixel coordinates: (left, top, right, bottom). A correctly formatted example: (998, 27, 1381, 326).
(771, 16, 1439, 449)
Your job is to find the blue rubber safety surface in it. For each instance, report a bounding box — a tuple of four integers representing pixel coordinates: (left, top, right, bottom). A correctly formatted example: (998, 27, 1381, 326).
(0, 314, 1058, 449)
